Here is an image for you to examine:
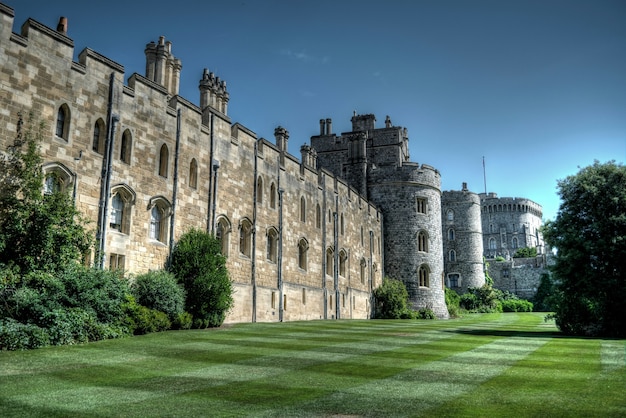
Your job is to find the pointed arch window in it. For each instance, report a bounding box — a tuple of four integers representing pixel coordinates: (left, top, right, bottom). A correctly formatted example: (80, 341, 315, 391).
(239, 219, 252, 258)
(326, 248, 334, 276)
(267, 228, 278, 263)
(360, 258, 367, 284)
(511, 237, 519, 249)
(216, 217, 231, 256)
(109, 184, 136, 235)
(298, 238, 308, 270)
(448, 228, 455, 241)
(42, 162, 74, 195)
(158, 144, 169, 177)
(418, 230, 429, 252)
(189, 158, 198, 189)
(92, 118, 105, 154)
(418, 265, 430, 288)
(489, 237, 497, 250)
(270, 183, 276, 209)
(55, 104, 70, 140)
(120, 130, 132, 164)
(148, 196, 171, 243)
(449, 250, 457, 262)
(339, 249, 348, 277)
(446, 209, 454, 221)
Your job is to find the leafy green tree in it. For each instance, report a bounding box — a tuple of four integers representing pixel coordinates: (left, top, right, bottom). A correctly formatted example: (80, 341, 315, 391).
(167, 229, 233, 328)
(513, 247, 537, 258)
(130, 270, 186, 320)
(543, 161, 626, 337)
(374, 277, 409, 319)
(533, 273, 555, 312)
(0, 112, 92, 274)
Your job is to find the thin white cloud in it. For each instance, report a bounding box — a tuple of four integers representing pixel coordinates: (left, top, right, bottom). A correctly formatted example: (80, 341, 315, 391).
(279, 49, 330, 64)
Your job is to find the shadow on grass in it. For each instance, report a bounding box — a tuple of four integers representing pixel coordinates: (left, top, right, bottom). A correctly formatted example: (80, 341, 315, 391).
(444, 329, 562, 339)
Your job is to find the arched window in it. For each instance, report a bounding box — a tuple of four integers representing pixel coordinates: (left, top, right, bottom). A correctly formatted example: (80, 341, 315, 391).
(298, 238, 308, 270)
(316, 204, 321, 229)
(339, 249, 347, 277)
(216, 217, 231, 256)
(256, 177, 263, 204)
(270, 183, 276, 209)
(511, 237, 519, 249)
(418, 231, 428, 252)
(44, 174, 61, 195)
(267, 228, 278, 262)
(42, 162, 74, 195)
(360, 258, 367, 284)
(447, 209, 454, 221)
(300, 196, 306, 222)
(55, 104, 70, 140)
(148, 196, 171, 243)
(448, 273, 460, 288)
(158, 144, 169, 177)
(109, 185, 135, 234)
(92, 118, 105, 154)
(418, 265, 430, 287)
(239, 219, 252, 257)
(326, 248, 334, 276)
(449, 250, 457, 262)
(448, 228, 455, 241)
(120, 130, 132, 164)
(189, 159, 198, 189)
(489, 237, 497, 250)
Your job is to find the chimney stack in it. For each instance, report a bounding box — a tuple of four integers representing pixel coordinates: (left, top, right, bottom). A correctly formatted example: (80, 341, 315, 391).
(56, 17, 67, 34)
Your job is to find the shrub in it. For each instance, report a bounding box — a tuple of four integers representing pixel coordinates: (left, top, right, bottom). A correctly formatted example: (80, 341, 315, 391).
(0, 318, 50, 350)
(416, 308, 436, 319)
(374, 277, 409, 319)
(513, 247, 537, 258)
(167, 229, 233, 328)
(172, 312, 193, 330)
(122, 295, 171, 335)
(445, 287, 461, 317)
(501, 299, 534, 312)
(130, 270, 185, 320)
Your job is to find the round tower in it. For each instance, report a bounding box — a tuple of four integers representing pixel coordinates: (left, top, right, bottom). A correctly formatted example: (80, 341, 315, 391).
(368, 163, 449, 318)
(442, 183, 485, 293)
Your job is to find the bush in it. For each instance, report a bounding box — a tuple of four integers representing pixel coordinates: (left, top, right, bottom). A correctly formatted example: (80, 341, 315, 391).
(445, 287, 461, 317)
(501, 299, 534, 312)
(130, 270, 186, 320)
(415, 308, 436, 319)
(374, 277, 409, 319)
(0, 318, 50, 350)
(122, 295, 171, 335)
(513, 247, 537, 258)
(167, 229, 233, 328)
(172, 312, 193, 330)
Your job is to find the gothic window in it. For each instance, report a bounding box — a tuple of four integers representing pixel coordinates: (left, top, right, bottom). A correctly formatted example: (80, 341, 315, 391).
(360, 258, 367, 284)
(266, 228, 278, 262)
(109, 184, 135, 235)
(55, 104, 70, 140)
(298, 238, 308, 270)
(326, 248, 334, 276)
(448, 228, 455, 241)
(449, 250, 457, 262)
(339, 249, 347, 277)
(216, 217, 231, 256)
(270, 183, 276, 209)
(316, 204, 321, 229)
(489, 237, 497, 250)
(148, 196, 171, 243)
(447, 209, 454, 221)
(416, 198, 427, 214)
(92, 118, 105, 154)
(300, 196, 306, 222)
(239, 218, 252, 257)
(448, 273, 460, 288)
(418, 265, 430, 287)
(256, 176, 263, 204)
(110, 193, 124, 232)
(44, 174, 61, 195)
(42, 162, 74, 195)
(511, 237, 519, 249)
(418, 231, 428, 252)
(158, 144, 169, 177)
(120, 130, 132, 164)
(189, 158, 198, 189)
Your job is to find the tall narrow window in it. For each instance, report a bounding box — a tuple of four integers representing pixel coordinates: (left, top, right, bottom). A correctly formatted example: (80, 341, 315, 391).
(326, 248, 334, 276)
(216, 217, 230, 256)
(267, 228, 278, 263)
(316, 204, 321, 229)
(189, 158, 198, 189)
(43, 174, 61, 195)
(300, 196, 306, 222)
(360, 258, 366, 284)
(449, 250, 457, 262)
(159, 144, 169, 177)
(448, 273, 460, 288)
(511, 237, 519, 249)
(448, 228, 455, 241)
(416, 198, 427, 214)
(148, 197, 171, 243)
(257, 177, 263, 204)
(55, 104, 70, 140)
(110, 193, 124, 232)
(339, 250, 347, 277)
(298, 238, 308, 270)
(270, 183, 276, 209)
(418, 231, 428, 252)
(340, 213, 345, 235)
(239, 219, 252, 257)
(150, 206, 162, 241)
(109, 185, 135, 235)
(92, 118, 105, 154)
(447, 209, 454, 221)
(120, 130, 132, 164)
(418, 265, 430, 287)
(489, 237, 497, 250)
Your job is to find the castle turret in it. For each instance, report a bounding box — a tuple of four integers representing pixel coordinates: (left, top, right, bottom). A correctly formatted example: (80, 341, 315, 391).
(274, 126, 289, 153)
(144, 36, 182, 96)
(199, 68, 229, 115)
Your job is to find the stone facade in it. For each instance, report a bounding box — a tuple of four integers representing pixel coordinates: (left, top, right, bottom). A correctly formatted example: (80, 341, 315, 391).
(441, 184, 486, 293)
(488, 256, 551, 300)
(0, 4, 383, 323)
(480, 193, 545, 259)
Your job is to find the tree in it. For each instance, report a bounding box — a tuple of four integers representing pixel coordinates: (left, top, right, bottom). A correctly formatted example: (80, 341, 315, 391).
(513, 247, 537, 258)
(374, 277, 409, 319)
(167, 229, 233, 328)
(0, 112, 92, 274)
(543, 161, 626, 337)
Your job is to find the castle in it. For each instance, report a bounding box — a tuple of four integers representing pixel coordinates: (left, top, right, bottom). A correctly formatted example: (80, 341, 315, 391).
(0, 4, 545, 323)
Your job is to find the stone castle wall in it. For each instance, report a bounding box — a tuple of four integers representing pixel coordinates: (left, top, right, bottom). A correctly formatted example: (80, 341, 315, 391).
(488, 256, 550, 300)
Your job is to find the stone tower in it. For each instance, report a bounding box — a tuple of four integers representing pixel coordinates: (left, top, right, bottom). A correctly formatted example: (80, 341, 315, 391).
(442, 183, 485, 292)
(311, 113, 449, 318)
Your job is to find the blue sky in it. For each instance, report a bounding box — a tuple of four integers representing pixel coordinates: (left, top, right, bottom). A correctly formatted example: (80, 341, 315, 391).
(9, 0, 626, 222)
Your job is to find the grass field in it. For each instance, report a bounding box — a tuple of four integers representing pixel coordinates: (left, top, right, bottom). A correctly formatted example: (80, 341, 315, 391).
(1, 312, 624, 417)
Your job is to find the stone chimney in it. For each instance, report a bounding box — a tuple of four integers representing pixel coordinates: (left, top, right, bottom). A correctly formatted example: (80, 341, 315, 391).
(144, 36, 182, 96)
(56, 17, 67, 35)
(274, 126, 289, 152)
(199, 68, 229, 115)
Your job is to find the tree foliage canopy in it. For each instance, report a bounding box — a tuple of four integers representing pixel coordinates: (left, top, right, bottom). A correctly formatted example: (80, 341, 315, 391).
(543, 160, 626, 337)
(167, 229, 233, 328)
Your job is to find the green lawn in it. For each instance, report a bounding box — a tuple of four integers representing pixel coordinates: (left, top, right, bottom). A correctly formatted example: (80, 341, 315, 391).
(1, 312, 624, 417)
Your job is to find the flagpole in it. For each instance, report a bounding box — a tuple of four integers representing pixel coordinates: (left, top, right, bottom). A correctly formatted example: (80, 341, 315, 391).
(483, 156, 487, 194)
